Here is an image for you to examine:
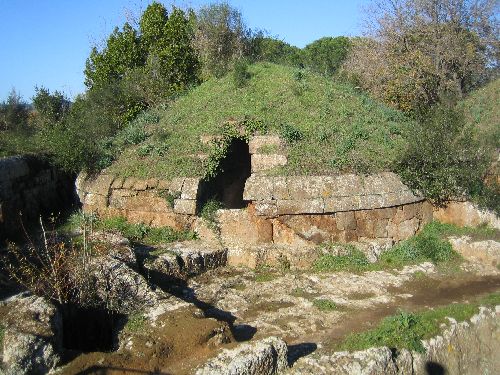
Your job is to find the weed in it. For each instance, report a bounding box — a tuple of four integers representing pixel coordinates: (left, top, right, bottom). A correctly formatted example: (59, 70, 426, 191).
(379, 223, 461, 267)
(200, 199, 223, 231)
(96, 216, 196, 245)
(341, 311, 427, 353)
(313, 298, 338, 311)
(254, 266, 276, 282)
(158, 190, 180, 208)
(280, 123, 303, 144)
(125, 313, 146, 333)
(313, 244, 371, 272)
(339, 291, 500, 353)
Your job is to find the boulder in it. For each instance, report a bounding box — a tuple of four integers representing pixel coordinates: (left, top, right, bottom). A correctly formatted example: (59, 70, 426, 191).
(144, 241, 227, 280)
(90, 255, 165, 314)
(2, 295, 62, 375)
(196, 336, 288, 375)
(449, 236, 500, 268)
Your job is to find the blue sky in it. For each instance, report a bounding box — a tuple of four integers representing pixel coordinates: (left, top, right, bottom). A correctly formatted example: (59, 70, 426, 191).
(0, 0, 368, 101)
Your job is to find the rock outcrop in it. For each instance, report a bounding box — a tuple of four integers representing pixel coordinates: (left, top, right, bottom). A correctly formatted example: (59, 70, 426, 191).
(1, 295, 62, 375)
(289, 306, 500, 375)
(196, 336, 288, 375)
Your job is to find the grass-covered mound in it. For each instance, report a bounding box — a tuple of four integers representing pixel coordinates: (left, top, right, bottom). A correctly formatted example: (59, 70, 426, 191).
(107, 62, 410, 179)
(460, 78, 500, 151)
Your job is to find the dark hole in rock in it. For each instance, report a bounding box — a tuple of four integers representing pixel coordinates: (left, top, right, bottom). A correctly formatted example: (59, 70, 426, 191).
(200, 138, 251, 209)
(61, 304, 124, 353)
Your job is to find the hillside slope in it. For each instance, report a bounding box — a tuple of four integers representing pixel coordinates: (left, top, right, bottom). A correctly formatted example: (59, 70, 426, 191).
(460, 78, 500, 151)
(108, 63, 412, 179)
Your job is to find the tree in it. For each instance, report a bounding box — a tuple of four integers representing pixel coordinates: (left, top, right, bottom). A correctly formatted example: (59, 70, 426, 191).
(304, 37, 351, 76)
(252, 36, 303, 67)
(139, 1, 169, 51)
(343, 0, 499, 114)
(395, 103, 489, 204)
(193, 2, 250, 78)
(84, 23, 144, 89)
(32, 86, 70, 128)
(0, 89, 29, 131)
(128, 6, 199, 104)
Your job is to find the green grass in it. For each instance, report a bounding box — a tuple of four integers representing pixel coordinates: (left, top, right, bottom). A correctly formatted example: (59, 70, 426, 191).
(313, 222, 472, 273)
(254, 266, 277, 282)
(125, 313, 147, 333)
(339, 291, 500, 353)
(313, 298, 338, 311)
(98, 216, 197, 245)
(460, 78, 500, 151)
(313, 244, 372, 272)
(107, 62, 410, 179)
(63, 212, 197, 245)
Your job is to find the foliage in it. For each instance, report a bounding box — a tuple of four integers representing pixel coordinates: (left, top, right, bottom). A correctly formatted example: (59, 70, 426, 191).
(204, 117, 266, 179)
(379, 222, 461, 266)
(193, 2, 250, 79)
(313, 244, 371, 272)
(0, 89, 29, 131)
(304, 36, 351, 76)
(252, 36, 303, 66)
(32, 86, 70, 128)
(1, 220, 96, 306)
(125, 313, 147, 332)
(233, 59, 251, 87)
(313, 299, 338, 311)
(139, 1, 169, 51)
(343, 0, 499, 114)
(200, 199, 223, 230)
(394, 103, 490, 204)
(84, 23, 144, 89)
(339, 292, 500, 353)
(0, 323, 4, 347)
(97, 216, 197, 245)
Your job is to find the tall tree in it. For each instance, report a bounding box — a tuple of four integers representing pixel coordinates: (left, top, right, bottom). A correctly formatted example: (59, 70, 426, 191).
(0, 89, 29, 131)
(343, 0, 499, 114)
(193, 2, 250, 78)
(84, 23, 144, 89)
(304, 37, 351, 76)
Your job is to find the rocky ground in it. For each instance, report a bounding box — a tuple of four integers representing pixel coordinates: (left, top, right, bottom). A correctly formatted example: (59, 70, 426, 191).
(1, 231, 499, 374)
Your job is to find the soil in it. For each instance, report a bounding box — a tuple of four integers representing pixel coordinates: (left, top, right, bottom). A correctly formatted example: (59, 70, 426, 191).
(58, 306, 236, 375)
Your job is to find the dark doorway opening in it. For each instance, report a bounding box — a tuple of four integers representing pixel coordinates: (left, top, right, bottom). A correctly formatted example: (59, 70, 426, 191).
(61, 304, 124, 353)
(201, 138, 251, 209)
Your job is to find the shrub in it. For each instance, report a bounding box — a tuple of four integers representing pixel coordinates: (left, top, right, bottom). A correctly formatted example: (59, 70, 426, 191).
(1, 220, 96, 306)
(380, 222, 461, 266)
(303, 36, 351, 76)
(341, 311, 427, 353)
(233, 59, 251, 87)
(279, 123, 303, 144)
(394, 103, 489, 204)
(200, 199, 223, 230)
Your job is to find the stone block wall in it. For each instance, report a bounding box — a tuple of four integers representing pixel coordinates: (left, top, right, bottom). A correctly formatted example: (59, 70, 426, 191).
(0, 156, 75, 240)
(76, 173, 202, 229)
(243, 173, 425, 216)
